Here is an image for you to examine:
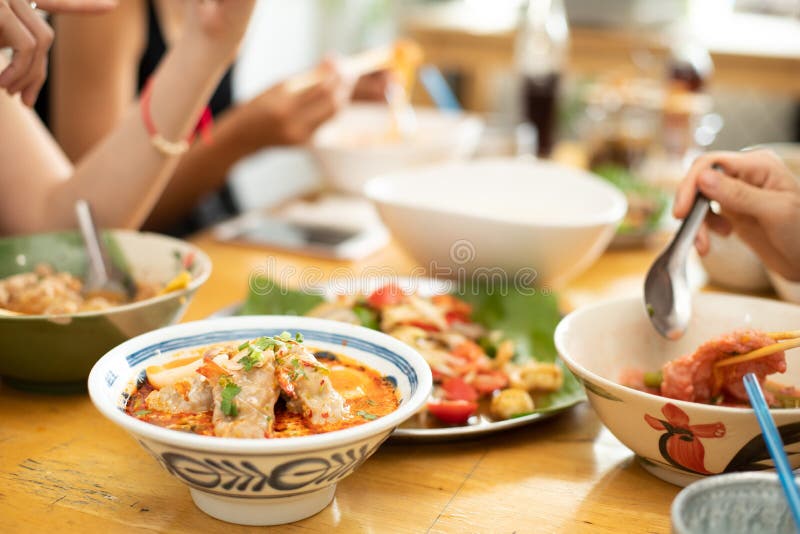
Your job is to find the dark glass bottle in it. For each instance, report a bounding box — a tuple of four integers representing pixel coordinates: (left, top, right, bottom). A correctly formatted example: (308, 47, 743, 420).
(516, 0, 569, 158)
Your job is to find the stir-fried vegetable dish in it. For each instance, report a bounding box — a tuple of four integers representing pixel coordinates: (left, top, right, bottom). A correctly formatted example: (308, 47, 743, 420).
(308, 284, 564, 425)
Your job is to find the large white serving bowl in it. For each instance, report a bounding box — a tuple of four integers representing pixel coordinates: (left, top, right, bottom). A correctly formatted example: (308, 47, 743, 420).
(555, 293, 800, 487)
(88, 315, 433, 526)
(364, 158, 627, 287)
(311, 103, 483, 195)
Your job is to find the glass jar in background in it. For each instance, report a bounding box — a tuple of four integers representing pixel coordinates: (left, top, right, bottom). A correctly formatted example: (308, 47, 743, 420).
(515, 0, 569, 158)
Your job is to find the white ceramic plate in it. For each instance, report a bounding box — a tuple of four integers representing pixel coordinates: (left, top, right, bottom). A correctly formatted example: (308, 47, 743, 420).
(211, 277, 584, 441)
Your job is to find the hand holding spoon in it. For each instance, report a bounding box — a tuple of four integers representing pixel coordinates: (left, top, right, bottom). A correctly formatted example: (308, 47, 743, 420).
(644, 165, 721, 339)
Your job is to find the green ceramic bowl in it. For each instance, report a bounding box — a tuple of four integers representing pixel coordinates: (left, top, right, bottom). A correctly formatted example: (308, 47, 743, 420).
(0, 230, 211, 392)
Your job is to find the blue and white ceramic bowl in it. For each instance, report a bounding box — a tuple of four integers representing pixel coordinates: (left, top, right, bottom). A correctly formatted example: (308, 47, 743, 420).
(88, 316, 433, 526)
(671, 472, 799, 533)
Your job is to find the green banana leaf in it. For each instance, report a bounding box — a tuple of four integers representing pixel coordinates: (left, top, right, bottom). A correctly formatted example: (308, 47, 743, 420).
(240, 276, 585, 413)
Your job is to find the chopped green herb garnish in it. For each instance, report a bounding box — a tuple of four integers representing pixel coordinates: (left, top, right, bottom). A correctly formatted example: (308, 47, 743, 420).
(278, 331, 292, 342)
(291, 358, 301, 369)
(315, 365, 330, 376)
(219, 377, 242, 417)
(356, 410, 377, 420)
(366, 399, 377, 406)
(238, 340, 250, 351)
(239, 350, 264, 371)
(295, 332, 304, 343)
(252, 336, 278, 350)
(134, 409, 151, 416)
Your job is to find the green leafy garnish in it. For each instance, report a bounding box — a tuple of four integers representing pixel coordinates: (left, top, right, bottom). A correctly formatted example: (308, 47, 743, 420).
(219, 377, 242, 417)
(238, 340, 250, 351)
(256, 336, 280, 350)
(356, 410, 377, 420)
(278, 331, 292, 342)
(353, 304, 379, 330)
(240, 278, 324, 316)
(134, 409, 151, 417)
(295, 332, 304, 343)
(238, 350, 263, 372)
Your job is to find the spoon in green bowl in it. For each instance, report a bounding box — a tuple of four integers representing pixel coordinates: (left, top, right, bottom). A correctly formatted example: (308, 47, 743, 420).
(74, 200, 136, 300)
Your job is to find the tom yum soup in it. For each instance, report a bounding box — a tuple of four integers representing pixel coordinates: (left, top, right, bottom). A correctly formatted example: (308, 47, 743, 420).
(125, 332, 399, 438)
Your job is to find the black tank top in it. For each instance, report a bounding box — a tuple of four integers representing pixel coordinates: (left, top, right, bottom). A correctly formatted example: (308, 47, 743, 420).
(36, 1, 238, 237)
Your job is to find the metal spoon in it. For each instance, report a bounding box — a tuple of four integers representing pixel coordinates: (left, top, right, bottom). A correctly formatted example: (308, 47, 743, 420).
(74, 200, 136, 299)
(644, 192, 710, 339)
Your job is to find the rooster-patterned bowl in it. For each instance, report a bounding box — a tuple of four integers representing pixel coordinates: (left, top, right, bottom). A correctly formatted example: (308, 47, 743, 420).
(88, 315, 432, 525)
(555, 293, 800, 487)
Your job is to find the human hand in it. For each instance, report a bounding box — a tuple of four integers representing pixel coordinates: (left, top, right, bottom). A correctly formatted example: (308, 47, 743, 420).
(352, 69, 396, 102)
(673, 149, 800, 280)
(0, 0, 53, 106)
(181, 0, 256, 62)
(244, 59, 350, 146)
(35, 0, 117, 12)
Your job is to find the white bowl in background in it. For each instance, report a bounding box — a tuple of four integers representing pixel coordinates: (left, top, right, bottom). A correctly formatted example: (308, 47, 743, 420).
(364, 158, 627, 287)
(311, 103, 483, 195)
(556, 293, 800, 487)
(700, 232, 771, 292)
(768, 270, 800, 305)
(754, 143, 800, 176)
(88, 316, 432, 526)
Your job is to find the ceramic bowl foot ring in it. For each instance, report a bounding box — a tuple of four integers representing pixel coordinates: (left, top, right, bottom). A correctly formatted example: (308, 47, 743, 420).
(190, 485, 336, 526)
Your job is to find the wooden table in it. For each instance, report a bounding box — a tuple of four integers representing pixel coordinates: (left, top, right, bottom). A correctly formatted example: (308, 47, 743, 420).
(1, 236, 696, 533)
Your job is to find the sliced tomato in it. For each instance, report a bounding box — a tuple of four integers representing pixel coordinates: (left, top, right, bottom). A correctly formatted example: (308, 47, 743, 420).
(442, 376, 479, 402)
(366, 284, 405, 309)
(405, 320, 440, 332)
(452, 340, 484, 361)
(427, 399, 478, 425)
(445, 310, 470, 325)
(431, 294, 472, 316)
(472, 371, 509, 396)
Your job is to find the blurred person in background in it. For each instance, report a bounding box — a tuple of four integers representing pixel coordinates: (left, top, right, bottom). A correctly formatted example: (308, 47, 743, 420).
(674, 149, 800, 281)
(40, 0, 392, 236)
(0, 0, 256, 234)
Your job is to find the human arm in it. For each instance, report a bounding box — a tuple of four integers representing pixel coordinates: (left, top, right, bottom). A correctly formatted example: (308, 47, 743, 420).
(142, 61, 350, 231)
(49, 0, 146, 160)
(673, 149, 800, 281)
(0, 0, 256, 234)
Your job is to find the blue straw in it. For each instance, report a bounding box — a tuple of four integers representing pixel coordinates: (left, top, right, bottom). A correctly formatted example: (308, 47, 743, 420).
(419, 65, 462, 111)
(743, 372, 800, 529)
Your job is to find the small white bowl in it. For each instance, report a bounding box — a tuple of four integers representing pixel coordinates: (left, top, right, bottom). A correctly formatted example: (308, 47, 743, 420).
(364, 158, 627, 287)
(700, 233, 771, 292)
(88, 316, 432, 526)
(768, 270, 800, 305)
(312, 103, 483, 195)
(671, 472, 798, 534)
(556, 293, 800, 487)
